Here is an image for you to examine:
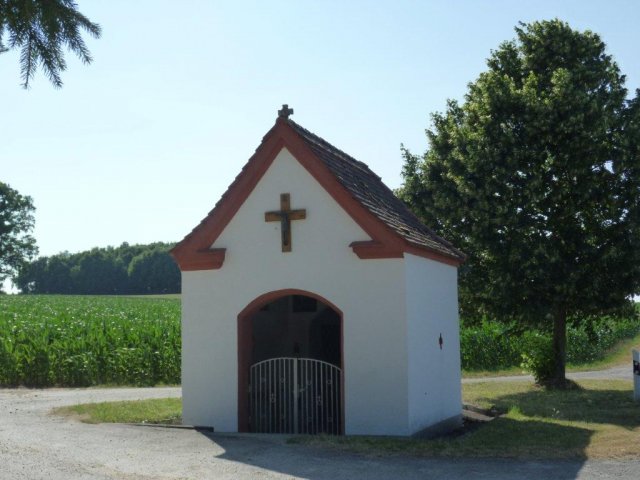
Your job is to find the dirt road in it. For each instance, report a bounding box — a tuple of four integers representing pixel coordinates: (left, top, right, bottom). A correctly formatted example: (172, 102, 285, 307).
(462, 365, 631, 384)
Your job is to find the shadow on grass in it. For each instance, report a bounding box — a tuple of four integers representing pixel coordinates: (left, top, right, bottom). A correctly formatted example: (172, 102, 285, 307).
(474, 387, 640, 427)
(279, 416, 594, 460)
(439, 415, 593, 459)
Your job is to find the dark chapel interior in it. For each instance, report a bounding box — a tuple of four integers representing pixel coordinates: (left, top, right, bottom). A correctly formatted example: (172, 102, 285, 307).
(250, 295, 341, 367)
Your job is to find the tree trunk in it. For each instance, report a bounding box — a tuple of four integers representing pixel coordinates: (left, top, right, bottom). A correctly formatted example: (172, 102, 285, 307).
(552, 307, 567, 385)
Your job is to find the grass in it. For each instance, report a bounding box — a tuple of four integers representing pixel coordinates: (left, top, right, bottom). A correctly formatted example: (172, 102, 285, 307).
(290, 379, 640, 459)
(462, 332, 640, 378)
(54, 398, 182, 425)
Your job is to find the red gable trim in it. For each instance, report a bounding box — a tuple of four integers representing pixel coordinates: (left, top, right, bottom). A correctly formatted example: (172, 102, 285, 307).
(171, 118, 462, 271)
(350, 241, 404, 259)
(177, 249, 226, 272)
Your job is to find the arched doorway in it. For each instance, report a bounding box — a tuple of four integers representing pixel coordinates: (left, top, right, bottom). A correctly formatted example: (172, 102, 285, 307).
(238, 290, 343, 434)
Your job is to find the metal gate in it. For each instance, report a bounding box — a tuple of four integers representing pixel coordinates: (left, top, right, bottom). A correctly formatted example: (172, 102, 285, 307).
(249, 357, 342, 435)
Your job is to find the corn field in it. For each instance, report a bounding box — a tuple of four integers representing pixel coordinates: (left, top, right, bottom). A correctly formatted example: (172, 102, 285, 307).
(460, 315, 640, 371)
(0, 295, 180, 387)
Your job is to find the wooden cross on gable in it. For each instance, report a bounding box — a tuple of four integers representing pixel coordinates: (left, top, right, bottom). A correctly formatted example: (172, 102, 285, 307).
(265, 193, 306, 252)
(278, 104, 294, 119)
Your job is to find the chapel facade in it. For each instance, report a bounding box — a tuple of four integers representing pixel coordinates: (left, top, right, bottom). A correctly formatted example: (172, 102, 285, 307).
(171, 106, 465, 436)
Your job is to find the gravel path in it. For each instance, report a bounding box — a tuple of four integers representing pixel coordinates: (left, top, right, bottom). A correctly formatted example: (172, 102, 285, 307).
(1, 382, 640, 479)
(463, 365, 631, 384)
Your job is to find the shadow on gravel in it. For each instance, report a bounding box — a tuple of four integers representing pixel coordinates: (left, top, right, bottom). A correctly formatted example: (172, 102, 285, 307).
(195, 429, 589, 480)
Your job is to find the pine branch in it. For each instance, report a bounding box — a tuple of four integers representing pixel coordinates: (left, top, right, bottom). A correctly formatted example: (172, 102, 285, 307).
(0, 0, 101, 88)
(19, 30, 36, 88)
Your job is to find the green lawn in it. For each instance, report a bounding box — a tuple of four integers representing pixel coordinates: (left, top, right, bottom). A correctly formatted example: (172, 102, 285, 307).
(457, 379, 640, 459)
(54, 398, 181, 425)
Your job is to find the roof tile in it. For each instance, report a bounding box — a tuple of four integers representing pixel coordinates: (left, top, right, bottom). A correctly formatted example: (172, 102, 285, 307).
(287, 119, 464, 261)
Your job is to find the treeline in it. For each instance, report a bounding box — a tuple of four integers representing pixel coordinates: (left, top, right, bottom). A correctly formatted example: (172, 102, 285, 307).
(16, 242, 180, 295)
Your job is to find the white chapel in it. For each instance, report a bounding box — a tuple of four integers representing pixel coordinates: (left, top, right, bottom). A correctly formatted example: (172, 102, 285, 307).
(171, 106, 465, 436)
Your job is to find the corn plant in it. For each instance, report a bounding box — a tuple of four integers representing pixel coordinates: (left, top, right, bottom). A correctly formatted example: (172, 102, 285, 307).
(0, 295, 181, 387)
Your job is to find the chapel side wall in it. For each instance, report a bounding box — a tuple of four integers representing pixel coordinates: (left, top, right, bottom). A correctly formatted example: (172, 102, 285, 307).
(404, 253, 462, 434)
(180, 148, 410, 435)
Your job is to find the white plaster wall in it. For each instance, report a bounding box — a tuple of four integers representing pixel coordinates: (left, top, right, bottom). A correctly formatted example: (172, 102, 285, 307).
(182, 148, 411, 435)
(404, 253, 462, 433)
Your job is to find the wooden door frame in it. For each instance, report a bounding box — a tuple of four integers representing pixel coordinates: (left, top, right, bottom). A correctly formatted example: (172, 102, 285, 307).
(237, 289, 344, 433)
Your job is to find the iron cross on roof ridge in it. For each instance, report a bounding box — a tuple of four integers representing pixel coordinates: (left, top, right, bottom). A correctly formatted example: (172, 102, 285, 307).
(278, 104, 294, 119)
(265, 193, 306, 252)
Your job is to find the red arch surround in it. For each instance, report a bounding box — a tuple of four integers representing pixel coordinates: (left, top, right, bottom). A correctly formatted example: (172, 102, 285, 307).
(237, 289, 344, 433)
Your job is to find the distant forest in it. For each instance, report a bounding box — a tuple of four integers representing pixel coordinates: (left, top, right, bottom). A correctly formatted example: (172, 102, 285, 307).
(16, 242, 180, 295)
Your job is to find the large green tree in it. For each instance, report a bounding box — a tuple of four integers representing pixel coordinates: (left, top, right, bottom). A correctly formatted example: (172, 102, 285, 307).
(128, 248, 181, 294)
(0, 0, 101, 87)
(400, 19, 640, 385)
(0, 182, 38, 288)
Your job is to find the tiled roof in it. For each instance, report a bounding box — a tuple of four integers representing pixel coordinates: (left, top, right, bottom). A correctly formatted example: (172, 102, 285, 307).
(287, 119, 465, 262)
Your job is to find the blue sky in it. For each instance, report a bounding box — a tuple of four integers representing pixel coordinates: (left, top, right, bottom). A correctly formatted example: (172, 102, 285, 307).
(2, 0, 639, 260)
